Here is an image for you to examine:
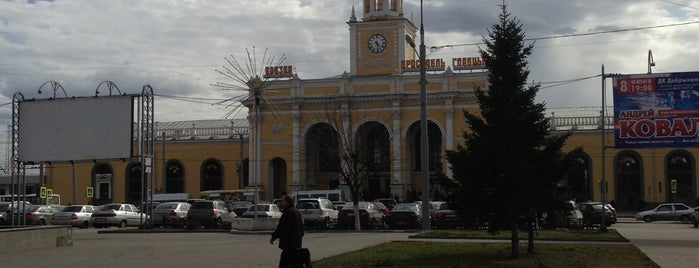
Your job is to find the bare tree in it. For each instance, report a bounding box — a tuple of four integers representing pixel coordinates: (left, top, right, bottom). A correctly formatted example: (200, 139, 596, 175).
(310, 103, 387, 231)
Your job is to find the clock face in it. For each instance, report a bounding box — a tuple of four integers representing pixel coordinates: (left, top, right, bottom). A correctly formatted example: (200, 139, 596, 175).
(367, 34, 387, 53)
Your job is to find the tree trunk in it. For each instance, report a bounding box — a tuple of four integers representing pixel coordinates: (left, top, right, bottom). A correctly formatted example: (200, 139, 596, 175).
(510, 216, 519, 259)
(354, 204, 361, 231)
(527, 218, 534, 254)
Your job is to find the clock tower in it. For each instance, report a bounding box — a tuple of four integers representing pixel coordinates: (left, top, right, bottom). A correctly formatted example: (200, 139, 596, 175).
(348, 0, 417, 76)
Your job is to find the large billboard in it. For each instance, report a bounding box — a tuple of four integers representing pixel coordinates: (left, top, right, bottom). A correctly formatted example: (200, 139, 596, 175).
(18, 96, 134, 162)
(613, 72, 699, 148)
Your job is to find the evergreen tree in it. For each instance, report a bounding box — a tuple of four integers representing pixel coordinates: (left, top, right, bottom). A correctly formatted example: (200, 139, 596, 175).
(445, 5, 571, 258)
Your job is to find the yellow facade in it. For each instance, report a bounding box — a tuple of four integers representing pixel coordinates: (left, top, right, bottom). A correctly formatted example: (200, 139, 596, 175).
(43, 0, 698, 209)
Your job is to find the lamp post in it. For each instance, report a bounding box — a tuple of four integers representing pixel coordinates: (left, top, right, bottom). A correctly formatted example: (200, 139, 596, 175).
(406, 0, 430, 231)
(647, 49, 656, 74)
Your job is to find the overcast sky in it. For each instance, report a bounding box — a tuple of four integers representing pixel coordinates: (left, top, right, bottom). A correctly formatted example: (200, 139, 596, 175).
(2, 0, 699, 127)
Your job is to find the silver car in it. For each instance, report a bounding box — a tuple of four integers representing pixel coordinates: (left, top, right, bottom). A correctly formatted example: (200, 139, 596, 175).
(636, 203, 694, 222)
(90, 204, 149, 228)
(52, 205, 96, 228)
(152, 202, 190, 227)
(241, 204, 282, 218)
(297, 198, 338, 229)
(186, 200, 236, 229)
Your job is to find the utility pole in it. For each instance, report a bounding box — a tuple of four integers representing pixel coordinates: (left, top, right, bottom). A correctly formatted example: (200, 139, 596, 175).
(418, 0, 431, 231)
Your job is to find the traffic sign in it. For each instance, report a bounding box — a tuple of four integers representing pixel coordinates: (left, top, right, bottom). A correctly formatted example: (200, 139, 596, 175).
(40, 186, 47, 199)
(671, 179, 677, 194)
(86, 187, 94, 198)
(46, 188, 53, 200)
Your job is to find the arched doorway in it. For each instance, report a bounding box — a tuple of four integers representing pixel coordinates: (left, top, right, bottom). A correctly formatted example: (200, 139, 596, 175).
(666, 150, 695, 205)
(406, 120, 443, 201)
(201, 159, 223, 191)
(305, 123, 340, 190)
(92, 163, 112, 205)
(356, 121, 391, 200)
(269, 158, 287, 200)
(615, 151, 643, 210)
(565, 153, 592, 202)
(406, 120, 443, 172)
(125, 162, 142, 205)
(165, 160, 185, 193)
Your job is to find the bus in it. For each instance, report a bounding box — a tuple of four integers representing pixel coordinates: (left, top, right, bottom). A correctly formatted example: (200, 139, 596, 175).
(199, 189, 264, 202)
(291, 189, 344, 201)
(0, 194, 61, 206)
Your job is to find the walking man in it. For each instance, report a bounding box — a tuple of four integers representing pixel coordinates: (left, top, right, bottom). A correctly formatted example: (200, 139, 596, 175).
(270, 195, 304, 268)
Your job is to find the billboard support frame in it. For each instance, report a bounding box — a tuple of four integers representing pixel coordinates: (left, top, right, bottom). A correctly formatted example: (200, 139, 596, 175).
(11, 92, 25, 226)
(139, 85, 155, 229)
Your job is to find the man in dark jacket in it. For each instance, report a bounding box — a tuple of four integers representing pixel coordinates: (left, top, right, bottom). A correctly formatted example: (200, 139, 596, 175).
(270, 195, 304, 268)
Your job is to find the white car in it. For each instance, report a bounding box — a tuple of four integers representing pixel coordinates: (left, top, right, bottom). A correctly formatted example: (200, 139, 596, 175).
(242, 204, 282, 218)
(297, 198, 338, 229)
(635, 203, 694, 222)
(90, 204, 150, 228)
(52, 205, 96, 228)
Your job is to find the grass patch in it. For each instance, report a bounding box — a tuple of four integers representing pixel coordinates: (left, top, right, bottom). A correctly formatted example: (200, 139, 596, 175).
(313, 241, 658, 268)
(412, 229, 628, 242)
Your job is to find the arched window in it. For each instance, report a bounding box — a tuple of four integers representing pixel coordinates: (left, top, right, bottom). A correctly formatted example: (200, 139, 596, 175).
(165, 160, 185, 193)
(305, 123, 340, 189)
(269, 158, 288, 200)
(200, 159, 223, 191)
(666, 150, 695, 205)
(615, 151, 643, 210)
(125, 162, 142, 204)
(564, 153, 592, 202)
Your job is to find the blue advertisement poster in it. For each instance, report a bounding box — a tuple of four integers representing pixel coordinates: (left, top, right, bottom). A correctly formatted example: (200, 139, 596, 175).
(613, 71, 699, 148)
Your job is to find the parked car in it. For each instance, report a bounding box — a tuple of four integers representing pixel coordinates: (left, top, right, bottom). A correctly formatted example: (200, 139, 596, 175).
(332, 201, 347, 210)
(52, 205, 96, 228)
(693, 207, 699, 228)
(337, 201, 384, 229)
(373, 198, 397, 210)
(241, 204, 282, 218)
(186, 200, 236, 229)
(152, 202, 190, 227)
(386, 203, 423, 229)
(374, 202, 390, 217)
(577, 202, 617, 227)
(296, 198, 338, 229)
(90, 204, 149, 228)
(432, 202, 464, 229)
(230, 201, 253, 217)
(636, 203, 694, 222)
(9, 205, 60, 225)
(0, 202, 11, 225)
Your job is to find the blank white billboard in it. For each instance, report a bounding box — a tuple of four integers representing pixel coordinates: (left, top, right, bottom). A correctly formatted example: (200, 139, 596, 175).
(18, 96, 134, 163)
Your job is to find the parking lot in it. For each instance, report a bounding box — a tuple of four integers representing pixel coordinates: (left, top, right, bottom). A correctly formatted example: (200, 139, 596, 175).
(0, 228, 413, 268)
(2, 219, 697, 268)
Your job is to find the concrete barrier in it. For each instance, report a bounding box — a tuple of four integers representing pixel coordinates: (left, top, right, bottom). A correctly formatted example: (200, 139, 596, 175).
(231, 218, 279, 232)
(0, 226, 73, 253)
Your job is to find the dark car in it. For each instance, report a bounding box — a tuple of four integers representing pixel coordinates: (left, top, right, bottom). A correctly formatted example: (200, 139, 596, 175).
(337, 202, 384, 229)
(230, 201, 253, 217)
(578, 202, 616, 227)
(373, 198, 397, 210)
(386, 203, 422, 229)
(431, 203, 464, 229)
(186, 200, 236, 229)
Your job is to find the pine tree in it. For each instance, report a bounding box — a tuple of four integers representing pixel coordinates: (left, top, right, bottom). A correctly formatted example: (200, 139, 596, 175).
(445, 5, 571, 258)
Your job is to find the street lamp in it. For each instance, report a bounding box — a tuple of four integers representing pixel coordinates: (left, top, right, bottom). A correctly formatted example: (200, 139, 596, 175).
(406, 0, 430, 231)
(647, 49, 656, 74)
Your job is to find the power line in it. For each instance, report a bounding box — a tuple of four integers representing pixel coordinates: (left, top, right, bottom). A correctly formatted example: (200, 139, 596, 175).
(660, 0, 699, 10)
(431, 20, 699, 51)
